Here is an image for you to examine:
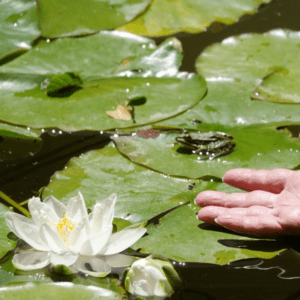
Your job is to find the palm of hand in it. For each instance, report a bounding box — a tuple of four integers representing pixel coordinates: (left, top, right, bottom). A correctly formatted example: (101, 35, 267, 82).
(196, 169, 300, 236)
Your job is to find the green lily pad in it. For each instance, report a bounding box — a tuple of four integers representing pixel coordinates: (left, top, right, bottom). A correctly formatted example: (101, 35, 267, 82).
(188, 30, 300, 127)
(112, 125, 300, 179)
(0, 33, 182, 79)
(37, 0, 151, 38)
(0, 0, 40, 60)
(251, 69, 300, 104)
(0, 73, 205, 131)
(0, 203, 17, 258)
(0, 123, 40, 139)
(0, 32, 206, 131)
(0, 282, 123, 299)
(43, 143, 219, 224)
(118, 0, 271, 37)
(132, 204, 285, 264)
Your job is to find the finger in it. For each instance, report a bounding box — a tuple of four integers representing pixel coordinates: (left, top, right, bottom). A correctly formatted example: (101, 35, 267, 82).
(197, 205, 271, 225)
(215, 213, 283, 236)
(197, 206, 244, 225)
(223, 168, 294, 194)
(195, 190, 276, 208)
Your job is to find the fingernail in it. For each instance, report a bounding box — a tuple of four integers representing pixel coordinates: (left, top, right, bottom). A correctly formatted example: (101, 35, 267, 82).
(214, 218, 220, 225)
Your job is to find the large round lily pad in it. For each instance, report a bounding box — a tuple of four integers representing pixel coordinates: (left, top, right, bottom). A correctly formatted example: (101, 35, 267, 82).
(0, 0, 40, 60)
(118, 0, 271, 37)
(37, 0, 151, 38)
(189, 30, 300, 127)
(112, 126, 300, 179)
(0, 32, 181, 79)
(0, 32, 206, 131)
(0, 73, 205, 131)
(132, 204, 285, 264)
(43, 143, 218, 224)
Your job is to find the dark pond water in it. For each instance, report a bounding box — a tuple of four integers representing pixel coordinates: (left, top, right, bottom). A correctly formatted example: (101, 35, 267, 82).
(2, 1, 300, 299)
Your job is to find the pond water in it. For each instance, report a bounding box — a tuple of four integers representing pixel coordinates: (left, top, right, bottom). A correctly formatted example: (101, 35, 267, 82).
(1, 0, 300, 299)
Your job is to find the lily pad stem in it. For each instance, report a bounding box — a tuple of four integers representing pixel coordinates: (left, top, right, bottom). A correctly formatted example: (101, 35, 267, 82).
(0, 191, 31, 218)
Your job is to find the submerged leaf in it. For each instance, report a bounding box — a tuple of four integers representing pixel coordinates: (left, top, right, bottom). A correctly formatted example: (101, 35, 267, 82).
(46, 72, 83, 97)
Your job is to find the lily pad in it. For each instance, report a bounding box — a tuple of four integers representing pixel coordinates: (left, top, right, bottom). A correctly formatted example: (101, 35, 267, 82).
(0, 282, 123, 299)
(0, 32, 206, 131)
(0, 203, 17, 258)
(189, 30, 300, 127)
(118, 0, 271, 37)
(112, 125, 300, 179)
(0, 32, 182, 79)
(37, 0, 151, 38)
(0, 0, 40, 60)
(43, 143, 219, 224)
(0, 123, 40, 140)
(132, 204, 285, 264)
(0, 73, 205, 131)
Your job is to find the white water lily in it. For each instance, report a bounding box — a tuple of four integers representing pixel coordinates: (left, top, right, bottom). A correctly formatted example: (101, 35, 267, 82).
(5, 192, 146, 277)
(123, 255, 182, 297)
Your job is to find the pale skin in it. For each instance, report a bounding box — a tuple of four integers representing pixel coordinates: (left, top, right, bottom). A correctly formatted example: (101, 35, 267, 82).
(195, 168, 300, 236)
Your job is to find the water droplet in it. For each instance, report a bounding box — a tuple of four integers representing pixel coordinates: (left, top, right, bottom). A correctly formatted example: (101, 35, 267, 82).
(126, 88, 129, 93)
(146, 82, 150, 86)
(210, 179, 214, 182)
(41, 128, 45, 133)
(52, 129, 55, 134)
(46, 39, 50, 43)
(100, 130, 103, 134)
(13, 23, 17, 27)
(64, 166, 67, 169)
(27, 127, 30, 131)
(58, 130, 62, 134)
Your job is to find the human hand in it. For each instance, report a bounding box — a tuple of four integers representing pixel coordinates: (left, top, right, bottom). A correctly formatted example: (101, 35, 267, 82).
(195, 168, 300, 236)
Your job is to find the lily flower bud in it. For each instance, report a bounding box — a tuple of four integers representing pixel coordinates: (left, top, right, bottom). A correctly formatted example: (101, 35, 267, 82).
(123, 255, 182, 297)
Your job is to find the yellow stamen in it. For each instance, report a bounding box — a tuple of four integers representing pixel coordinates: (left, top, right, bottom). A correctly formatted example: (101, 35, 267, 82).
(56, 211, 76, 245)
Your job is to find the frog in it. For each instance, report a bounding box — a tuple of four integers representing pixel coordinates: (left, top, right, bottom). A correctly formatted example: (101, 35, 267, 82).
(175, 130, 235, 160)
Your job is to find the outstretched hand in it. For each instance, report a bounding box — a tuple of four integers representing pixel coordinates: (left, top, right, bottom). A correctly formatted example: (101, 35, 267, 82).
(195, 168, 300, 236)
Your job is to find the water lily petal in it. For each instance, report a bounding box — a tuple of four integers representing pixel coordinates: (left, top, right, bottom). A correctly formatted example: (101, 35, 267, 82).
(69, 217, 91, 252)
(72, 255, 111, 277)
(5, 212, 35, 236)
(39, 223, 68, 253)
(66, 191, 88, 223)
(5, 212, 50, 251)
(90, 193, 117, 236)
(103, 253, 136, 267)
(28, 197, 59, 227)
(43, 195, 66, 219)
(80, 226, 112, 256)
(12, 250, 50, 270)
(132, 279, 152, 297)
(50, 251, 79, 266)
(99, 228, 146, 255)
